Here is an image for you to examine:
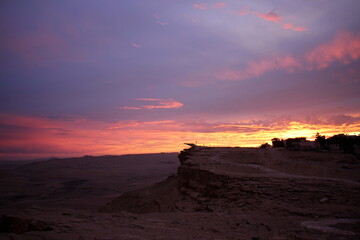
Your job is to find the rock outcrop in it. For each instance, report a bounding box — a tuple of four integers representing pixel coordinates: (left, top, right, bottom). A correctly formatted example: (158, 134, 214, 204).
(103, 145, 360, 219)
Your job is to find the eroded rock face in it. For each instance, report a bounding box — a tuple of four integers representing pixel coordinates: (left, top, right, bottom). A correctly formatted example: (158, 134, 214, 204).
(104, 146, 360, 221)
(101, 174, 179, 213)
(0, 215, 53, 234)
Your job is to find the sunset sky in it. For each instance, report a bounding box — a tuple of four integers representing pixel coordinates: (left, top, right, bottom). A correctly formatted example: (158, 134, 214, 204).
(1, 0, 360, 160)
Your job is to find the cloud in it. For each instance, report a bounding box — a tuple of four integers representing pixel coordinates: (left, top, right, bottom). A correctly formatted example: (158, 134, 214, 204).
(193, 3, 206, 10)
(107, 115, 360, 134)
(138, 98, 184, 109)
(120, 107, 142, 110)
(255, 10, 282, 23)
(119, 98, 184, 110)
(305, 32, 360, 70)
(131, 43, 142, 48)
(216, 55, 300, 81)
(216, 31, 360, 81)
(107, 120, 177, 130)
(212, 2, 228, 8)
(253, 10, 306, 32)
(282, 23, 307, 32)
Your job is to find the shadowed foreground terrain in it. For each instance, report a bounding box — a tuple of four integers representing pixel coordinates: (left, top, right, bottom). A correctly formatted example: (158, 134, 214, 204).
(0, 148, 359, 240)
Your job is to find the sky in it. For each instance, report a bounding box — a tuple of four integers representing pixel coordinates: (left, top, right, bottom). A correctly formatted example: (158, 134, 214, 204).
(1, 0, 360, 160)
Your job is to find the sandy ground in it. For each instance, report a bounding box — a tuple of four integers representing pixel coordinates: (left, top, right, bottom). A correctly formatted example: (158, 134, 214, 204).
(0, 148, 359, 240)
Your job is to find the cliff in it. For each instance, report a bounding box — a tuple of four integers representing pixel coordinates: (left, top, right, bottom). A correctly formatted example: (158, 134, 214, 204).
(100, 146, 360, 238)
(103, 146, 360, 219)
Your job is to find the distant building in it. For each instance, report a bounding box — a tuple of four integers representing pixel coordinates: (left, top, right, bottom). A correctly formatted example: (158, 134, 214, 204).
(271, 138, 285, 148)
(297, 140, 317, 150)
(272, 134, 360, 154)
(275, 137, 317, 151)
(284, 137, 306, 150)
(324, 134, 360, 153)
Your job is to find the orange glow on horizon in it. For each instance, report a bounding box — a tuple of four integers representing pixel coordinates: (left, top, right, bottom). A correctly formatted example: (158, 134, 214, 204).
(1, 113, 359, 160)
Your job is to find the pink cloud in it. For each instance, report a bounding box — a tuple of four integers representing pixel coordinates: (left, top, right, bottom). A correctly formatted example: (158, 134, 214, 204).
(193, 3, 206, 10)
(305, 32, 360, 70)
(216, 55, 301, 81)
(216, 31, 360, 81)
(119, 107, 142, 110)
(283, 23, 307, 32)
(253, 10, 307, 32)
(106, 116, 360, 134)
(139, 98, 184, 109)
(120, 98, 184, 110)
(131, 43, 142, 48)
(255, 10, 282, 23)
(212, 2, 228, 8)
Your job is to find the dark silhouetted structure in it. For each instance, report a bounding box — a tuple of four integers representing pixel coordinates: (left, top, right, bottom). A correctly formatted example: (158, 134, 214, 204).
(273, 133, 360, 154)
(271, 138, 284, 148)
(324, 134, 360, 153)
